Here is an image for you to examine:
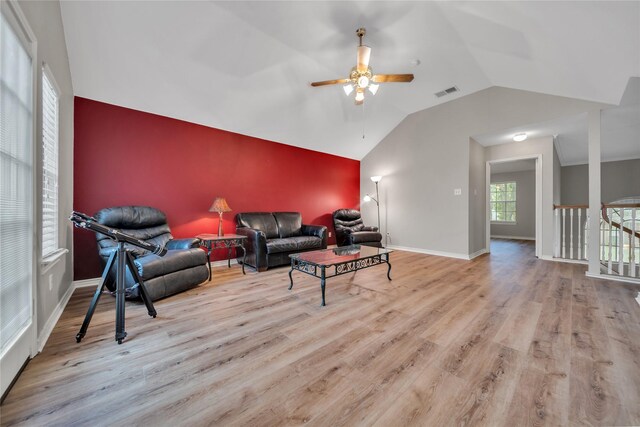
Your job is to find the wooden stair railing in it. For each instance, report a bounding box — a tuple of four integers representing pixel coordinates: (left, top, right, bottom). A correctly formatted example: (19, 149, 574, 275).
(601, 203, 640, 239)
(601, 202, 639, 278)
(552, 202, 638, 277)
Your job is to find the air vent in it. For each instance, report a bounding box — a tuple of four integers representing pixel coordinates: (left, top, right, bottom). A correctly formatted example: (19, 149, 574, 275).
(435, 86, 459, 98)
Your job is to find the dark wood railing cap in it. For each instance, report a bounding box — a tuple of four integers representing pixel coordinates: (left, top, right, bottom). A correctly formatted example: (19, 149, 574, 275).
(553, 204, 589, 209)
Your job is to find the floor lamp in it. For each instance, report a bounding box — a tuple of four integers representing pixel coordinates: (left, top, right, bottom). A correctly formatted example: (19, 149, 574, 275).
(364, 175, 382, 232)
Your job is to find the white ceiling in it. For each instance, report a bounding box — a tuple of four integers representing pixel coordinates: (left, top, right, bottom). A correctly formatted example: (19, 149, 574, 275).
(474, 112, 590, 166)
(473, 77, 640, 166)
(59, 1, 640, 160)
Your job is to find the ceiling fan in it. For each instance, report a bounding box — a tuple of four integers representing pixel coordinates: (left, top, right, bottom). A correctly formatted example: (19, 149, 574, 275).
(311, 27, 414, 105)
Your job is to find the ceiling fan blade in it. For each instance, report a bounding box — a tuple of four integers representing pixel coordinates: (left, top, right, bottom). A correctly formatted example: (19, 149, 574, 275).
(371, 74, 414, 83)
(356, 45, 371, 73)
(310, 78, 350, 87)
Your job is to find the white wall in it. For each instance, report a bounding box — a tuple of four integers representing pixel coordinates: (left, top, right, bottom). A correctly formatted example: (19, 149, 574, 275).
(468, 138, 486, 254)
(18, 0, 74, 342)
(562, 159, 640, 205)
(553, 143, 562, 207)
(361, 86, 606, 258)
(490, 170, 536, 239)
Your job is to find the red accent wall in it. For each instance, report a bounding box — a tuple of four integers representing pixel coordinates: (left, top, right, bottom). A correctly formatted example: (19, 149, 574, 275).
(73, 97, 360, 279)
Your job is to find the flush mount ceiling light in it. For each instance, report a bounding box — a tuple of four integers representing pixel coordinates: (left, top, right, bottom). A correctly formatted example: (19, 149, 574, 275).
(513, 133, 528, 142)
(311, 28, 414, 105)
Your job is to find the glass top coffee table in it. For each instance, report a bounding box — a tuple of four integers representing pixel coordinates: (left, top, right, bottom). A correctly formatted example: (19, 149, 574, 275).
(288, 245, 393, 306)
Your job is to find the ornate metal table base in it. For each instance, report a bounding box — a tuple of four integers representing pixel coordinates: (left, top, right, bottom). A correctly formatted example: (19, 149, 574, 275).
(288, 251, 392, 306)
(196, 234, 247, 281)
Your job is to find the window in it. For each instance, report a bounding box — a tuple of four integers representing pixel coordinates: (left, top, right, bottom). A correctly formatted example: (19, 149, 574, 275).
(490, 182, 516, 223)
(0, 8, 34, 354)
(41, 67, 59, 258)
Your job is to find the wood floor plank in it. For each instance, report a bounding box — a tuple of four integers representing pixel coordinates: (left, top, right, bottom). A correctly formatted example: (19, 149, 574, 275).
(528, 272, 572, 375)
(569, 269, 633, 426)
(503, 367, 570, 426)
(453, 342, 522, 426)
(594, 280, 640, 422)
(372, 365, 467, 426)
(494, 300, 543, 353)
(1, 240, 639, 426)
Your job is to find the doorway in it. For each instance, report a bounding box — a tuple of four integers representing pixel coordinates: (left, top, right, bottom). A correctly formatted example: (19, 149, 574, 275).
(486, 155, 542, 258)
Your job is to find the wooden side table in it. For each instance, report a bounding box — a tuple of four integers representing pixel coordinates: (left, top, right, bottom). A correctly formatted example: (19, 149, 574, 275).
(196, 234, 248, 281)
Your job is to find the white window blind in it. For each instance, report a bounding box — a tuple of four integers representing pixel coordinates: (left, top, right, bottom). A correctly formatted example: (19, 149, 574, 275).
(0, 11, 34, 353)
(41, 69, 58, 258)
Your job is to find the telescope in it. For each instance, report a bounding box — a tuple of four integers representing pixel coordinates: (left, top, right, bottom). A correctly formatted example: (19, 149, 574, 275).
(70, 211, 167, 256)
(70, 210, 159, 344)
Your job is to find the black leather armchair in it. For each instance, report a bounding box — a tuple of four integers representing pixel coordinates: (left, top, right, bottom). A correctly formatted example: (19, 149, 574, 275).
(236, 212, 327, 271)
(332, 209, 383, 248)
(95, 206, 209, 301)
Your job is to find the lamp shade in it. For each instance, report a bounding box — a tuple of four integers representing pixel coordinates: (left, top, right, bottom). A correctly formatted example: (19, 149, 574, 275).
(209, 197, 232, 213)
(370, 175, 382, 183)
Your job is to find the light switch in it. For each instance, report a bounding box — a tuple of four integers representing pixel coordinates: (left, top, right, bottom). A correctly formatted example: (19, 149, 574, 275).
(454, 188, 462, 196)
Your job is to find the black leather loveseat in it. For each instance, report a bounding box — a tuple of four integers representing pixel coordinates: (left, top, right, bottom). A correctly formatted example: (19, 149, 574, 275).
(95, 206, 209, 301)
(236, 212, 327, 271)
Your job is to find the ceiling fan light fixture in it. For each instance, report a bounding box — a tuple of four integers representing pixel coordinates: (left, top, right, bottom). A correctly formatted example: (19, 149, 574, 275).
(357, 45, 371, 73)
(309, 27, 415, 106)
(513, 132, 528, 142)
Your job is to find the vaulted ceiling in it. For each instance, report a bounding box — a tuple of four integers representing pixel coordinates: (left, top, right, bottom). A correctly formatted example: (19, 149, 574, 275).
(60, 1, 640, 160)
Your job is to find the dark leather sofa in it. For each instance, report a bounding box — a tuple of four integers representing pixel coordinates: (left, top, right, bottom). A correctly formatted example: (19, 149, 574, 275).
(236, 212, 327, 271)
(95, 206, 209, 301)
(332, 209, 383, 248)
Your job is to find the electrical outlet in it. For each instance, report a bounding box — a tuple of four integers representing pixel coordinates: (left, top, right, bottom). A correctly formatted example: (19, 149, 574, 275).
(328, 231, 332, 238)
(454, 188, 462, 196)
(48, 275, 53, 291)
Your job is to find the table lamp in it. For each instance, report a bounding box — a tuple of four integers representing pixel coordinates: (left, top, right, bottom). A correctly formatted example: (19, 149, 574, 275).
(209, 197, 232, 236)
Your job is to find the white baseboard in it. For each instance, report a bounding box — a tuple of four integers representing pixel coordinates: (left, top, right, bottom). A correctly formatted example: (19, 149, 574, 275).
(38, 277, 101, 352)
(73, 277, 101, 288)
(585, 271, 640, 285)
(469, 248, 488, 259)
(37, 283, 75, 353)
(491, 235, 535, 241)
(386, 245, 473, 260)
(539, 255, 588, 265)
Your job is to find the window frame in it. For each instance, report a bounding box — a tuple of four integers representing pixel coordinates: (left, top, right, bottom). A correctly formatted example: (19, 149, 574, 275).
(0, 0, 39, 396)
(490, 181, 517, 224)
(40, 62, 62, 262)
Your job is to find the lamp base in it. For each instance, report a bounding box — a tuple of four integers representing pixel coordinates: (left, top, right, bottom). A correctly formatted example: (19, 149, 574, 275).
(217, 213, 224, 236)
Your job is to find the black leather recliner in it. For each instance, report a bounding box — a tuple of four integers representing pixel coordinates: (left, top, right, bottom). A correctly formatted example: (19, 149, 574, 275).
(236, 212, 327, 271)
(95, 206, 209, 301)
(332, 209, 383, 248)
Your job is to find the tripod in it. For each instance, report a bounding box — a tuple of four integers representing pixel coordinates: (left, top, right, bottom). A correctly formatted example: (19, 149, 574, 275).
(76, 240, 157, 344)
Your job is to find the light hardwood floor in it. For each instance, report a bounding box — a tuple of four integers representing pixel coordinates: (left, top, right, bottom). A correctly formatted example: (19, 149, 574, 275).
(1, 240, 639, 426)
